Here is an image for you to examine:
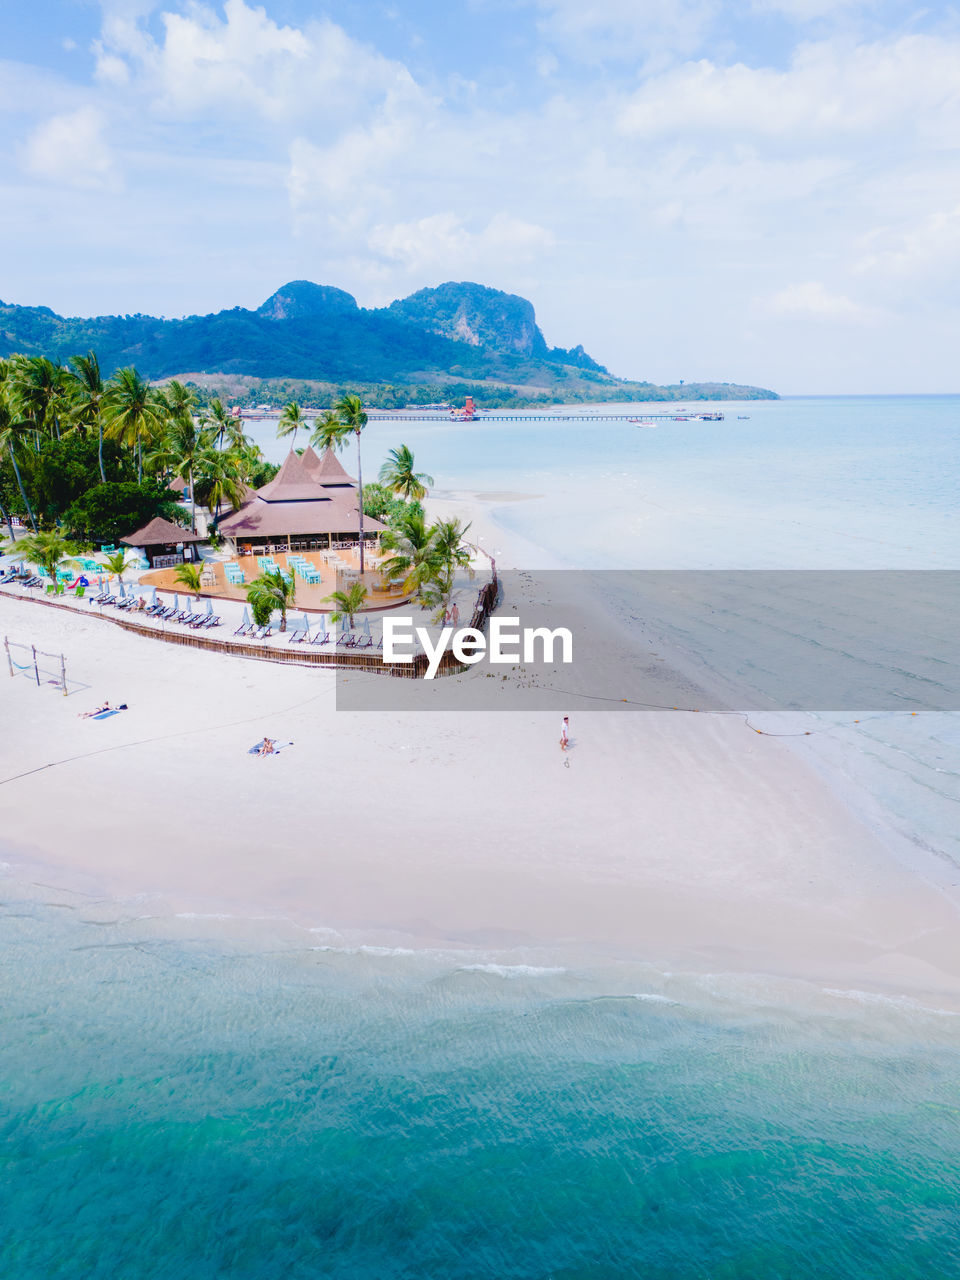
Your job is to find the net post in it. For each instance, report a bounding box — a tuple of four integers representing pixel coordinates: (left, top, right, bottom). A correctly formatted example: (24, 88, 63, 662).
(4, 636, 12, 679)
(60, 651, 67, 697)
(32, 644, 40, 687)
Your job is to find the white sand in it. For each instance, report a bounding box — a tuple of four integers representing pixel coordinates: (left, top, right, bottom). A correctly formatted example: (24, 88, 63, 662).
(3, 523, 960, 1003)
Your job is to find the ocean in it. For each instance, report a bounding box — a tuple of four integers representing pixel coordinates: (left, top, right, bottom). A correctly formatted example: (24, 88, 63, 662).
(4, 887, 960, 1279)
(4, 396, 960, 1277)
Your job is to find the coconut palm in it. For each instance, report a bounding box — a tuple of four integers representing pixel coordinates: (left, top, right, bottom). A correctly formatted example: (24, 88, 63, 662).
(158, 379, 196, 422)
(0, 371, 38, 532)
(205, 397, 247, 452)
(277, 400, 307, 450)
(11, 530, 81, 583)
(310, 410, 349, 454)
(200, 447, 245, 517)
(325, 581, 368, 629)
(66, 351, 107, 482)
(422, 518, 474, 620)
(147, 414, 216, 532)
(378, 445, 434, 502)
(9, 355, 67, 442)
(104, 367, 164, 483)
(336, 393, 368, 572)
(246, 567, 296, 632)
(102, 548, 141, 586)
(174, 562, 203, 594)
(378, 508, 442, 600)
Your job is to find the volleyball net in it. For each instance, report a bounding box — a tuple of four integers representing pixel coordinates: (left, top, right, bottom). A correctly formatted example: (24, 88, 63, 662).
(4, 637, 68, 695)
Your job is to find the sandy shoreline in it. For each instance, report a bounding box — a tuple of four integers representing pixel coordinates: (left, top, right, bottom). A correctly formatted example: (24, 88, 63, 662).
(3, 498, 960, 1005)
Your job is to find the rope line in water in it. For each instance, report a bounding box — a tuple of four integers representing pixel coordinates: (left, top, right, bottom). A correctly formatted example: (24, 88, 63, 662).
(533, 681, 923, 737)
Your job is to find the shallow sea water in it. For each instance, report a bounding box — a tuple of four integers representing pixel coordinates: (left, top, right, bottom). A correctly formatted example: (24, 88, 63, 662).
(3, 888, 960, 1280)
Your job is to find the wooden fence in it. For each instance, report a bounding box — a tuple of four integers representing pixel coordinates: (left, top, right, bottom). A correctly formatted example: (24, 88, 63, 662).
(0, 553, 500, 680)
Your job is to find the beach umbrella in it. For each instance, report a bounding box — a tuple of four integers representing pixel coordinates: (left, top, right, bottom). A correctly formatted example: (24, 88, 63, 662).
(205, 598, 213, 616)
(361, 617, 372, 638)
(338, 612, 351, 634)
(173, 593, 180, 613)
(299, 613, 310, 634)
(149, 586, 158, 606)
(240, 606, 250, 627)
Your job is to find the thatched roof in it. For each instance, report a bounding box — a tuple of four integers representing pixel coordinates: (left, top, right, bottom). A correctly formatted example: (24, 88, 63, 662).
(121, 516, 202, 546)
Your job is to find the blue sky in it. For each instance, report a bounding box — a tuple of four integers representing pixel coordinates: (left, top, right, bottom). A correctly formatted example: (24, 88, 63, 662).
(2, 0, 960, 392)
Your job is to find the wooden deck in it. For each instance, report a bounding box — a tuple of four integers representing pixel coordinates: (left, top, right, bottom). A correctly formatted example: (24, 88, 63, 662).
(142, 548, 410, 613)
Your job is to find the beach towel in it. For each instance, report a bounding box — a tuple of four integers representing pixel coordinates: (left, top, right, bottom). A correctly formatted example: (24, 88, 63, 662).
(92, 709, 122, 720)
(248, 739, 294, 756)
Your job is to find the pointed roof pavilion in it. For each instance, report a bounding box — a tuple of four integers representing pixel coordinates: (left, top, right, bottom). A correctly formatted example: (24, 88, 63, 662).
(217, 446, 385, 543)
(121, 516, 202, 547)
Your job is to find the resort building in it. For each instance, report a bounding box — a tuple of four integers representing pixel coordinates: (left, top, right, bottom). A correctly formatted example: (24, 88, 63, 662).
(121, 516, 204, 567)
(217, 445, 385, 555)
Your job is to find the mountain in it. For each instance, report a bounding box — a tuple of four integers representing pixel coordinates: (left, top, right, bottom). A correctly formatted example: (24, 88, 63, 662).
(0, 281, 778, 401)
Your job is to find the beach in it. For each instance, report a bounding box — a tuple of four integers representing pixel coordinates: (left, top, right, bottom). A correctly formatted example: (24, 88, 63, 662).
(3, 503, 960, 1002)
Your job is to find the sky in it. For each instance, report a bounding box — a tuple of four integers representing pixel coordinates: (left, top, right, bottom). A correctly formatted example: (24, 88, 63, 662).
(2, 0, 960, 393)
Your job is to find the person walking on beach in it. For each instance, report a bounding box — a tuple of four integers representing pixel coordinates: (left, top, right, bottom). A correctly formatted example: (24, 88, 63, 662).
(450, 601, 460, 627)
(560, 716, 570, 750)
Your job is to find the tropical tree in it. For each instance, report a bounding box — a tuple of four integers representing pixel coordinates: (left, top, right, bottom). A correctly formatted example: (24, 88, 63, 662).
(310, 410, 349, 454)
(102, 547, 140, 586)
(336, 393, 368, 572)
(277, 400, 307, 450)
(0, 385, 38, 532)
(198, 447, 245, 518)
(378, 444, 434, 502)
(66, 351, 107, 482)
(378, 508, 442, 600)
(205, 397, 247, 452)
(325, 581, 368, 629)
(174, 562, 203, 594)
(422, 518, 474, 620)
(104, 367, 164, 483)
(9, 530, 81, 582)
(246, 567, 296, 632)
(9, 355, 67, 443)
(148, 412, 215, 532)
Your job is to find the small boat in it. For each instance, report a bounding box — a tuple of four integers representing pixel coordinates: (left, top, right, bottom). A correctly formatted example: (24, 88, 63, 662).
(738, 415, 750, 419)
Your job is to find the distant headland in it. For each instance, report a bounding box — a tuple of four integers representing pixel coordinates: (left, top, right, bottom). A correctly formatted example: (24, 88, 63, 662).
(0, 280, 778, 409)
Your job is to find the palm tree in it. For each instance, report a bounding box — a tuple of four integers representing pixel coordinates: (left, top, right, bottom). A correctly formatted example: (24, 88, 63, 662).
(424, 518, 474, 619)
(246, 567, 296, 632)
(67, 351, 107, 482)
(336, 393, 369, 572)
(9, 355, 67, 442)
(0, 377, 38, 532)
(200, 447, 245, 518)
(277, 401, 306, 450)
(205, 397, 247, 452)
(159, 379, 196, 422)
(379, 508, 442, 600)
(174, 562, 203, 594)
(378, 445, 434, 501)
(148, 413, 216, 532)
(102, 547, 140, 587)
(325, 581, 368, 629)
(11, 530, 80, 583)
(310, 410, 349, 454)
(104, 367, 164, 483)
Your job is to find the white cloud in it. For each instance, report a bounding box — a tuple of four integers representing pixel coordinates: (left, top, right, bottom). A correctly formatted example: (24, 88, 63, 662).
(533, 0, 719, 61)
(21, 106, 118, 190)
(858, 205, 960, 291)
(368, 212, 555, 273)
(617, 36, 960, 144)
(766, 281, 877, 322)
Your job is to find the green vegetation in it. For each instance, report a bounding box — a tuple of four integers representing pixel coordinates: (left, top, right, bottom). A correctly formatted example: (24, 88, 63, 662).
(0, 352, 276, 545)
(4, 530, 81, 582)
(378, 507, 475, 619)
(246, 568, 296, 632)
(0, 281, 778, 401)
(378, 445, 434, 502)
(324, 581, 368, 628)
(174, 562, 203, 594)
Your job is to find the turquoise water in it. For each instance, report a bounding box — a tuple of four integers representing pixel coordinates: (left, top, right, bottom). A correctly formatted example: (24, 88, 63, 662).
(3, 891, 960, 1280)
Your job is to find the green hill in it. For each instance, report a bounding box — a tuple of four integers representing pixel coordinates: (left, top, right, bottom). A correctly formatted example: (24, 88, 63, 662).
(0, 281, 778, 403)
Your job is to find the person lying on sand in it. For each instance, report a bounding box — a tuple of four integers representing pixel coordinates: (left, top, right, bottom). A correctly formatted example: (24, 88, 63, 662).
(79, 701, 110, 719)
